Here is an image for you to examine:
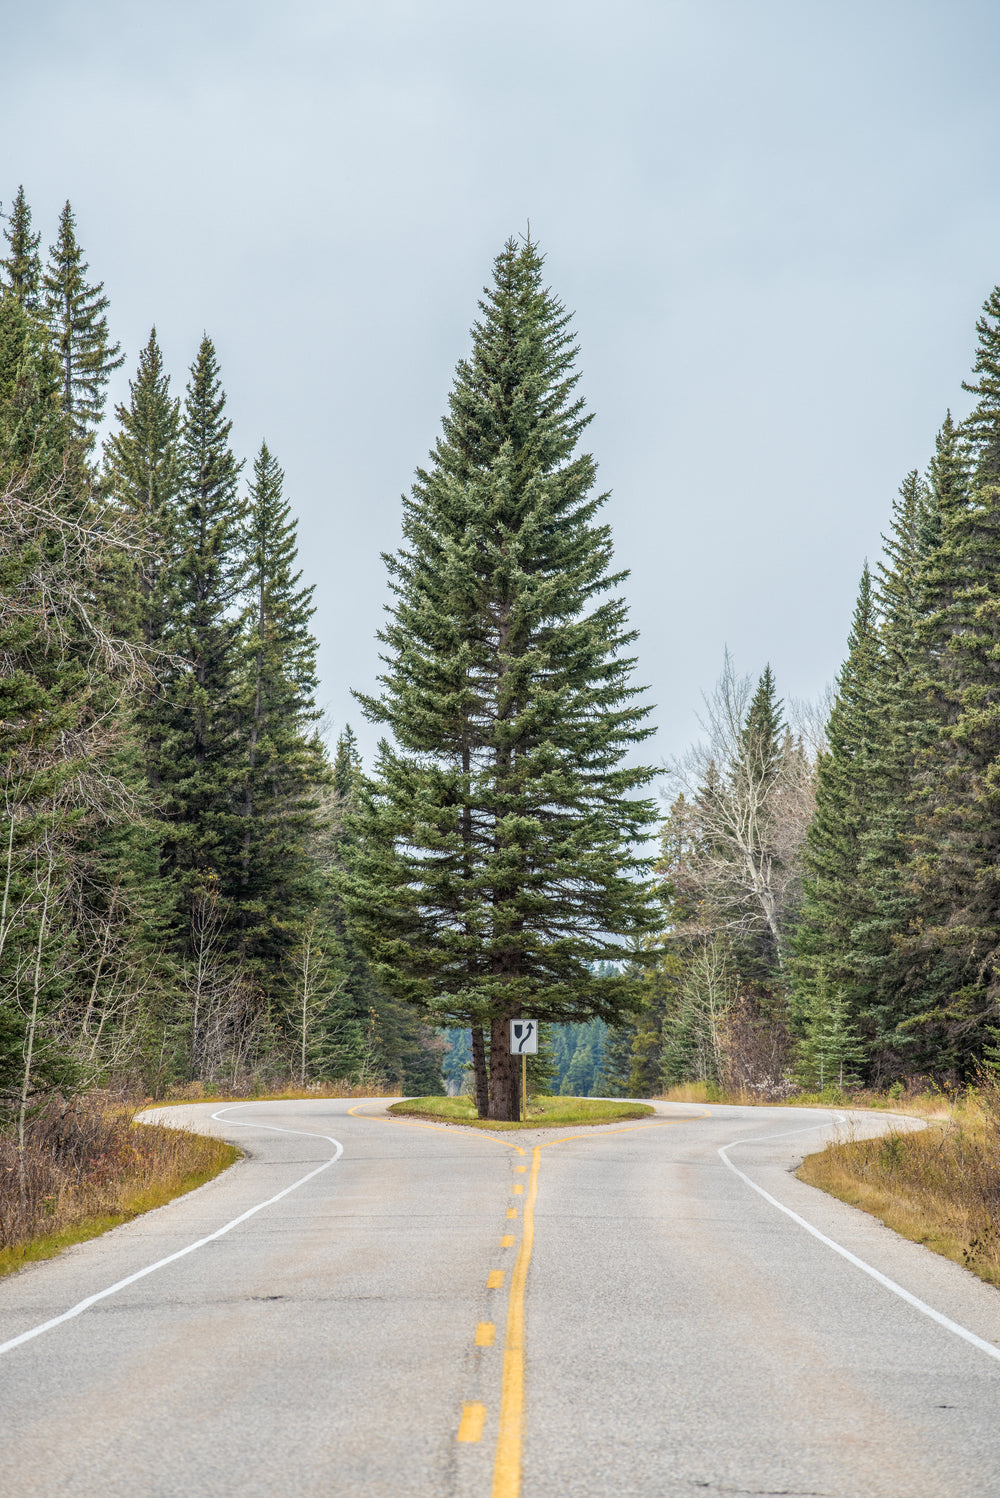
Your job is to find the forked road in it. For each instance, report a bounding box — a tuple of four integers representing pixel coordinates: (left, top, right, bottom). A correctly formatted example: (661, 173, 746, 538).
(2, 1100, 1000, 1498)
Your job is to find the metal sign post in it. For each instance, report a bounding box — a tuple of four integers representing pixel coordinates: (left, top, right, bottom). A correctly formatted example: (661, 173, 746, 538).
(509, 1020, 537, 1125)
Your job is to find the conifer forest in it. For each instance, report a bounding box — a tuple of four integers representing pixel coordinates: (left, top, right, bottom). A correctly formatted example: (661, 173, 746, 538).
(5, 185, 1000, 1131)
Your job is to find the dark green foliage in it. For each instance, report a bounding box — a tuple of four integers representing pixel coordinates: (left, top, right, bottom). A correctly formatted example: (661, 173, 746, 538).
(0, 430, 164, 1104)
(234, 442, 327, 969)
(157, 336, 246, 912)
(347, 237, 658, 1119)
(792, 567, 880, 1023)
(593, 1022, 636, 1097)
(42, 203, 123, 445)
(789, 286, 1000, 1083)
(1, 186, 42, 312)
(551, 1017, 607, 1097)
(320, 725, 445, 1090)
(104, 328, 181, 656)
(0, 284, 65, 479)
(846, 473, 933, 1064)
(900, 319, 1000, 1067)
(962, 287, 1000, 486)
(794, 964, 865, 1090)
(525, 1023, 558, 1097)
(742, 664, 783, 783)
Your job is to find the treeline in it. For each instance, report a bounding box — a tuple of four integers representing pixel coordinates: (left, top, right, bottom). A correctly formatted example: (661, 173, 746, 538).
(0, 185, 442, 1131)
(614, 285, 1000, 1096)
(10, 183, 1000, 1119)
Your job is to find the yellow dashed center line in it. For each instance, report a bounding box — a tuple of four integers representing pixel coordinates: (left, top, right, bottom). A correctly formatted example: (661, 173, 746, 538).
(444, 1111, 712, 1485)
(490, 1144, 541, 1498)
(457, 1402, 487, 1443)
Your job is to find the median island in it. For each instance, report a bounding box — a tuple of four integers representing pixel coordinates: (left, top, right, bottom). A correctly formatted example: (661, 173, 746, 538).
(388, 1096, 653, 1130)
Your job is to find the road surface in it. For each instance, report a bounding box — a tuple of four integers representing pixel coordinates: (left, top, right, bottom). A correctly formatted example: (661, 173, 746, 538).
(1, 1098, 999, 1497)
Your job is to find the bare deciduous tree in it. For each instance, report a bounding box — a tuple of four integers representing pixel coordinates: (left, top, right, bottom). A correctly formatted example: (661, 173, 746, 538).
(665, 651, 817, 971)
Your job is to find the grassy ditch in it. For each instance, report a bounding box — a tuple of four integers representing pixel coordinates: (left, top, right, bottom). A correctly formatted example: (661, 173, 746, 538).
(797, 1080, 1000, 1288)
(389, 1094, 653, 1130)
(0, 1094, 239, 1281)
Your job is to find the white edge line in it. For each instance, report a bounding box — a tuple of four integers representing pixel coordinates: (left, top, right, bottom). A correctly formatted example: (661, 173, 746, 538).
(719, 1118, 1000, 1366)
(0, 1103, 343, 1360)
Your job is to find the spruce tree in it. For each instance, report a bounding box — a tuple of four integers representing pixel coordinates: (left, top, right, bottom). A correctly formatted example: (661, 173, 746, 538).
(792, 567, 880, 1027)
(1, 186, 42, 311)
(234, 441, 326, 970)
(158, 336, 246, 920)
(594, 1021, 637, 1097)
(730, 664, 788, 977)
(0, 286, 64, 479)
(42, 202, 123, 445)
(899, 301, 1000, 1070)
(104, 329, 180, 623)
(794, 964, 864, 1091)
(347, 237, 658, 1120)
(848, 472, 933, 1066)
(103, 329, 181, 695)
(963, 287, 1000, 485)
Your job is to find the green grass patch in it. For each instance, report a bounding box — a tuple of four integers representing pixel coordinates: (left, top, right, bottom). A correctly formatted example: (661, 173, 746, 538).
(388, 1094, 653, 1130)
(0, 1135, 240, 1282)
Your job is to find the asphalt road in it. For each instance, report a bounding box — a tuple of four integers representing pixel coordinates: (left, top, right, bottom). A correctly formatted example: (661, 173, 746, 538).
(2, 1098, 1000, 1498)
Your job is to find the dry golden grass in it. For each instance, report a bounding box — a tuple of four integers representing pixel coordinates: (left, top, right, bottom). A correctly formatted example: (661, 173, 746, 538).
(148, 1079, 403, 1107)
(0, 1095, 239, 1280)
(798, 1081, 1000, 1288)
(658, 1078, 954, 1116)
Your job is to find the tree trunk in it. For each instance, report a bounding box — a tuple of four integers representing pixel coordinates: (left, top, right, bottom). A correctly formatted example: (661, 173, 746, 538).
(487, 1014, 520, 1121)
(471, 1025, 489, 1118)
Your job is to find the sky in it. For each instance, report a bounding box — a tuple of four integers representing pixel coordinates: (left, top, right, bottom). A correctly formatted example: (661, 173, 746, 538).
(5, 0, 1000, 774)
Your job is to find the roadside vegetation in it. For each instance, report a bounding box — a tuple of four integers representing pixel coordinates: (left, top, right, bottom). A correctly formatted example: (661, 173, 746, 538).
(797, 1078, 1000, 1288)
(0, 1093, 239, 1280)
(148, 1079, 402, 1108)
(389, 1095, 653, 1130)
(658, 1078, 949, 1114)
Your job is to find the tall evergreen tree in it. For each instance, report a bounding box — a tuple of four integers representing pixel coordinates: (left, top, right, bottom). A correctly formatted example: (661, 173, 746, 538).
(963, 287, 1000, 486)
(0, 286, 64, 479)
(740, 664, 783, 784)
(899, 302, 1000, 1070)
(42, 202, 123, 445)
(1, 186, 42, 311)
(347, 237, 658, 1119)
(103, 328, 181, 670)
(730, 664, 789, 977)
(848, 471, 932, 1065)
(234, 441, 326, 969)
(158, 336, 246, 917)
(792, 567, 880, 1026)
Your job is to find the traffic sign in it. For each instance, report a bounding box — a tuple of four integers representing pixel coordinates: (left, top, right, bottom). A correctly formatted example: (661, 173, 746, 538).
(510, 1019, 538, 1054)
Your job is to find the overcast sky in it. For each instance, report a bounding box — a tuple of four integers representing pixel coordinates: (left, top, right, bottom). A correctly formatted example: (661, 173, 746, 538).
(6, 0, 1000, 771)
